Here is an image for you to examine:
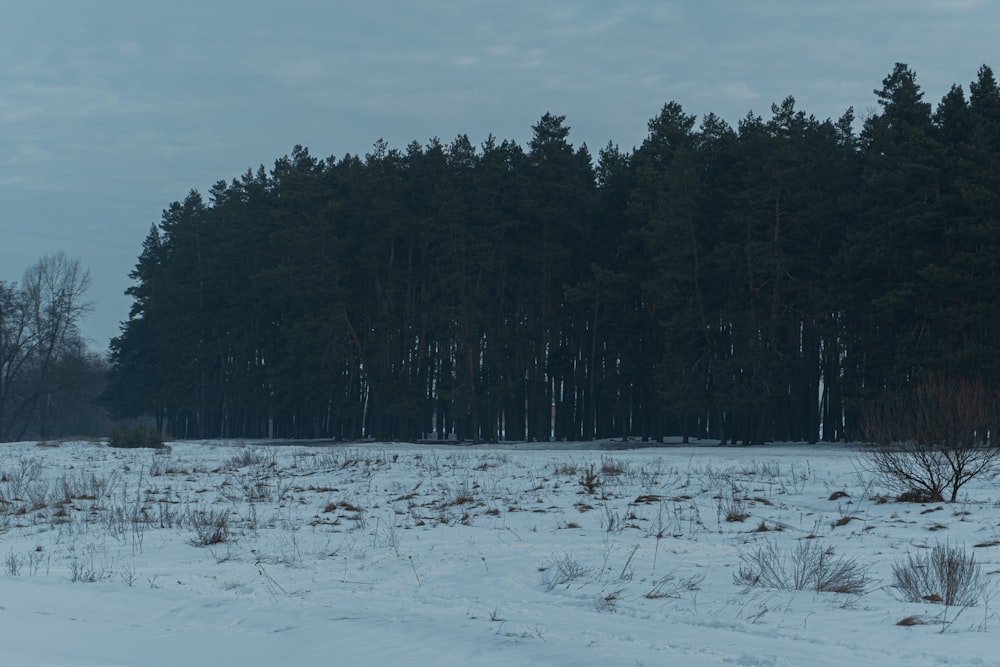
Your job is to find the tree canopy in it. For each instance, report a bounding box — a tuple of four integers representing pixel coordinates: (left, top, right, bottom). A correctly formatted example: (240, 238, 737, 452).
(103, 63, 1000, 444)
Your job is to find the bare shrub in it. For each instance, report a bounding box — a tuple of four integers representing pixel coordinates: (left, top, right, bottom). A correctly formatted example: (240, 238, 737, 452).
(600, 457, 628, 477)
(228, 472, 273, 503)
(189, 509, 232, 546)
(226, 447, 270, 469)
(860, 374, 1000, 502)
(3, 456, 44, 501)
(69, 558, 111, 583)
(892, 542, 985, 607)
(553, 462, 578, 476)
(719, 494, 750, 523)
(541, 554, 592, 591)
(221, 462, 290, 504)
(735, 540, 868, 595)
(67, 544, 115, 583)
(25, 480, 50, 511)
(59, 471, 117, 503)
(644, 571, 705, 599)
(6, 550, 22, 576)
(716, 482, 750, 523)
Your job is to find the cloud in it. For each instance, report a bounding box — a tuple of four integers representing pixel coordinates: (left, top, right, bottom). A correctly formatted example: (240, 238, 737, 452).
(2, 0, 999, 346)
(719, 82, 760, 104)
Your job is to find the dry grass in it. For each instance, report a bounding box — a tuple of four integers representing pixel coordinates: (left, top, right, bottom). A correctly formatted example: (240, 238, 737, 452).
(892, 542, 985, 607)
(735, 540, 869, 595)
(897, 615, 928, 626)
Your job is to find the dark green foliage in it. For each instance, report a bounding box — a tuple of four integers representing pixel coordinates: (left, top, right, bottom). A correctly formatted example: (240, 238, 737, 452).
(108, 423, 165, 449)
(103, 64, 1000, 443)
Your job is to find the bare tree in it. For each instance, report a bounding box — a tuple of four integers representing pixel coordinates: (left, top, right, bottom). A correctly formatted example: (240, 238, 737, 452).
(861, 374, 1000, 502)
(0, 253, 93, 440)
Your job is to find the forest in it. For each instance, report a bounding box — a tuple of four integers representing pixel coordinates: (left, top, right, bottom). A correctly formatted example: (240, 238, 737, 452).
(97, 63, 1000, 445)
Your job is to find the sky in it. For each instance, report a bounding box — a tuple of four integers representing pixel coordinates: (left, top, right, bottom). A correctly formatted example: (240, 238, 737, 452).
(1, 1, 998, 349)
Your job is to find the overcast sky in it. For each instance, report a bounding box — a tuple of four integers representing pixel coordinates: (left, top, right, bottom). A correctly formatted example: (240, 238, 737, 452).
(2, 0, 997, 348)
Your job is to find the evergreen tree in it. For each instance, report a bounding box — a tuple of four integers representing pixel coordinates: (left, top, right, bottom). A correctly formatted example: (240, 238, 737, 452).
(103, 63, 1000, 444)
(841, 63, 943, 410)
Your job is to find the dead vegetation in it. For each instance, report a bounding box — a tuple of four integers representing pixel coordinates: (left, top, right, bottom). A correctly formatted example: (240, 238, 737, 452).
(861, 374, 1000, 503)
(0, 439, 997, 640)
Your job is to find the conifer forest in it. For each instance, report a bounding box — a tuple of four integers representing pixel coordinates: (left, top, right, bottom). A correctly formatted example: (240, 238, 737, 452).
(101, 64, 1000, 444)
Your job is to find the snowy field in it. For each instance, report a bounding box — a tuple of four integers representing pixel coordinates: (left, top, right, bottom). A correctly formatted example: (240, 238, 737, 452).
(1, 439, 999, 666)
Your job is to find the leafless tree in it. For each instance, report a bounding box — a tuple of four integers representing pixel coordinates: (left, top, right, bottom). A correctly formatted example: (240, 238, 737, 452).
(860, 374, 1000, 502)
(0, 253, 93, 440)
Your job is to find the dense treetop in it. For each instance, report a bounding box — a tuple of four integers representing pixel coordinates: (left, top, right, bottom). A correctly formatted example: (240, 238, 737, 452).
(103, 64, 1000, 444)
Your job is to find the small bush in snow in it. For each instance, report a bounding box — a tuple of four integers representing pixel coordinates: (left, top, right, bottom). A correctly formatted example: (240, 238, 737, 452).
(189, 509, 233, 546)
(644, 571, 705, 599)
(719, 494, 750, 523)
(860, 374, 1000, 503)
(735, 539, 868, 595)
(892, 542, 984, 607)
(541, 554, 591, 591)
(578, 465, 601, 495)
(108, 423, 165, 449)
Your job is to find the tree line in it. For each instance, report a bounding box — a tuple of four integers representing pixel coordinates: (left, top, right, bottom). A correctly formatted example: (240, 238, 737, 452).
(1, 253, 107, 441)
(102, 63, 1000, 444)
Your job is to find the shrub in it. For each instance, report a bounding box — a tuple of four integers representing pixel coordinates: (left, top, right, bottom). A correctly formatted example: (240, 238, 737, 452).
(860, 374, 1000, 502)
(719, 494, 750, 523)
(226, 447, 268, 469)
(578, 465, 601, 494)
(644, 571, 705, 599)
(189, 509, 232, 546)
(108, 423, 165, 449)
(735, 540, 868, 595)
(541, 554, 592, 591)
(892, 542, 985, 607)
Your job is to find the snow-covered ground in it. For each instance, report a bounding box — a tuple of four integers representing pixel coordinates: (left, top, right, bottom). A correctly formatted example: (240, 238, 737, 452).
(1, 439, 998, 666)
